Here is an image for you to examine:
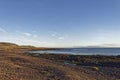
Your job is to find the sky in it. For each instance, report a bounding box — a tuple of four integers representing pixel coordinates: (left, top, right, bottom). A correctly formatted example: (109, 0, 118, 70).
(0, 0, 120, 47)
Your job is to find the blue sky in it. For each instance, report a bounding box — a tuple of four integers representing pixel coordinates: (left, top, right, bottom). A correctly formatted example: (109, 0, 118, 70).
(0, 0, 120, 47)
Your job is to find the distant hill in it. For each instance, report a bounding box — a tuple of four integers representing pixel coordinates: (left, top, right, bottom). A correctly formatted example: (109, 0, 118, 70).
(0, 42, 54, 51)
(0, 42, 35, 50)
(0, 42, 18, 46)
(0, 42, 19, 49)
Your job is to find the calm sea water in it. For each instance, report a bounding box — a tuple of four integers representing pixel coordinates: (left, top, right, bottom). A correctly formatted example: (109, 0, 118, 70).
(30, 48, 120, 55)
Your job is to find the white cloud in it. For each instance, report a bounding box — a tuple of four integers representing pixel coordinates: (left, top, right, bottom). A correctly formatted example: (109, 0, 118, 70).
(0, 28, 7, 33)
(58, 37, 64, 40)
(22, 32, 38, 38)
(33, 35, 38, 38)
(51, 34, 56, 37)
(50, 32, 69, 41)
(51, 32, 57, 37)
(23, 32, 32, 37)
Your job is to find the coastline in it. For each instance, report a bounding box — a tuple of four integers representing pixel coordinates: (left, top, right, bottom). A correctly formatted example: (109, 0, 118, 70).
(26, 52, 120, 79)
(0, 42, 119, 80)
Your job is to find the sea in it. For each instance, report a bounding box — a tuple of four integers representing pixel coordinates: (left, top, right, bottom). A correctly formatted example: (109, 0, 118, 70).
(30, 48, 120, 56)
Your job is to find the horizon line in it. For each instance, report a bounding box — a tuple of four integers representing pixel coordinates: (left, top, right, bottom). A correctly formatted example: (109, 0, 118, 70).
(1, 41, 120, 48)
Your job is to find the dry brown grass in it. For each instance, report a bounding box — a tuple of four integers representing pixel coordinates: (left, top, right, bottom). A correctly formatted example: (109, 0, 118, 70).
(0, 42, 116, 80)
(0, 50, 116, 80)
(0, 50, 92, 80)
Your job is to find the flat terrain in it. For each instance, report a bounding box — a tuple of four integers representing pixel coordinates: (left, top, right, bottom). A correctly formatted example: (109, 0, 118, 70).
(0, 50, 90, 80)
(0, 42, 119, 80)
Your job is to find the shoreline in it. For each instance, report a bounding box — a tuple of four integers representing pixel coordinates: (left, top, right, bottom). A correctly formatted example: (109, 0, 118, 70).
(0, 42, 119, 80)
(26, 52, 120, 79)
(29, 50, 120, 56)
